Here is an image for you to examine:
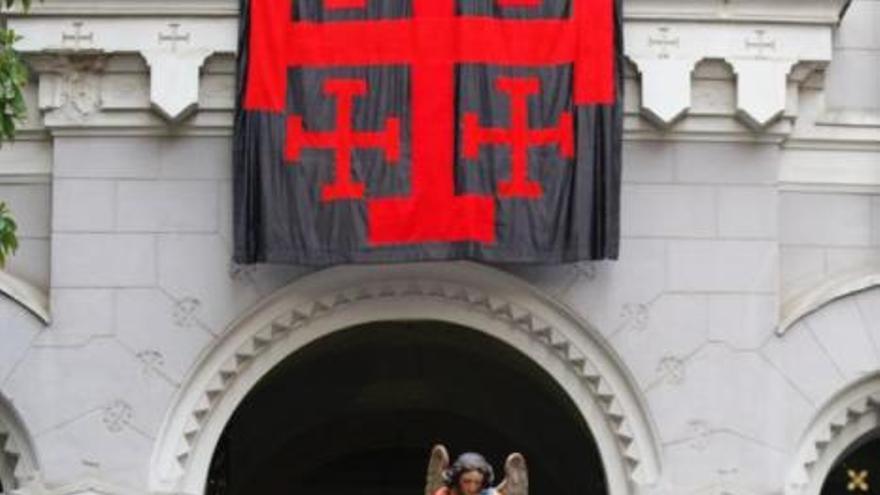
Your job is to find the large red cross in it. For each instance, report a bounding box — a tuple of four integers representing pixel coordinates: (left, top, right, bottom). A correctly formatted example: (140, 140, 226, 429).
(245, 0, 614, 245)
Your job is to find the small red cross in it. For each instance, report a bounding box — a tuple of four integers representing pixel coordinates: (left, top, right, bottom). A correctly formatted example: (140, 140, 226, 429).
(463, 77, 573, 199)
(286, 79, 400, 201)
(245, 0, 614, 245)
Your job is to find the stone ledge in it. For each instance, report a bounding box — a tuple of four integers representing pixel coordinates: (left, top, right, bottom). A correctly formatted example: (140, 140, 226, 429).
(11, 0, 851, 24)
(624, 0, 850, 25)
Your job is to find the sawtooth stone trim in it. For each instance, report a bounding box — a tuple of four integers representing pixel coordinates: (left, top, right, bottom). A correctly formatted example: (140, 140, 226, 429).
(149, 262, 661, 495)
(787, 373, 880, 495)
(0, 394, 40, 493)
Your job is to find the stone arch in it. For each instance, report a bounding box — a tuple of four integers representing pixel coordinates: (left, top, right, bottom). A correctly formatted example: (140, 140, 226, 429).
(786, 373, 880, 495)
(0, 272, 49, 325)
(0, 393, 40, 493)
(149, 262, 661, 495)
(779, 272, 880, 335)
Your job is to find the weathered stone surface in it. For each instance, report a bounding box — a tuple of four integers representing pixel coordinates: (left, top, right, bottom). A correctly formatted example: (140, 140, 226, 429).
(54, 180, 116, 232)
(762, 322, 846, 405)
(52, 234, 156, 288)
(667, 240, 777, 293)
(115, 288, 214, 383)
(718, 187, 777, 239)
(621, 185, 717, 238)
(781, 192, 873, 247)
(708, 294, 776, 350)
(117, 180, 219, 233)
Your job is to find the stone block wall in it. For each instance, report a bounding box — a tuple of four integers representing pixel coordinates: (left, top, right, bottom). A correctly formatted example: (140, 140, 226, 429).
(780, 191, 880, 296)
(826, 0, 880, 110)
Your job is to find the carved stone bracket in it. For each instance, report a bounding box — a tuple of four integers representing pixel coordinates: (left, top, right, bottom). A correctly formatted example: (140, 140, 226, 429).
(30, 53, 108, 126)
(625, 23, 833, 129)
(10, 18, 237, 122)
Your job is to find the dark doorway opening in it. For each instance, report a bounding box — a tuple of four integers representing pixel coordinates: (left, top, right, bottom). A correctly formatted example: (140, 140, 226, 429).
(821, 433, 880, 495)
(206, 321, 608, 495)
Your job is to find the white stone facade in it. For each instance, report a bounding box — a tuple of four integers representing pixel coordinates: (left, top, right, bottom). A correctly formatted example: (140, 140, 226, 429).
(0, 1, 878, 494)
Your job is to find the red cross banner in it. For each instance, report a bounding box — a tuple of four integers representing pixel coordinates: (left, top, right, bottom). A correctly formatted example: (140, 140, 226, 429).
(234, 0, 623, 265)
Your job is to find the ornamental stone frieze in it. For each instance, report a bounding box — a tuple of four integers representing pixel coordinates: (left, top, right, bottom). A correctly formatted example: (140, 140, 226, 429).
(12, 17, 237, 122)
(6, 0, 850, 136)
(626, 23, 831, 129)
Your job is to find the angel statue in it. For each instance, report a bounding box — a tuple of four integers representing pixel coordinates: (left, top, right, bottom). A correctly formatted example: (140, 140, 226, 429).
(424, 445, 528, 495)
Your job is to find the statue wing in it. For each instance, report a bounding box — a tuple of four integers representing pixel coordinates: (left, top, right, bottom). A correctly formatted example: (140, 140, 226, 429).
(425, 444, 450, 495)
(496, 453, 528, 495)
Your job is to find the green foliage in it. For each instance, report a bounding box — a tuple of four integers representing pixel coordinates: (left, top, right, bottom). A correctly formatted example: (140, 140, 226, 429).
(0, 202, 18, 268)
(1, 0, 31, 10)
(0, 0, 33, 142)
(2, 0, 32, 9)
(0, 0, 34, 268)
(0, 27, 27, 141)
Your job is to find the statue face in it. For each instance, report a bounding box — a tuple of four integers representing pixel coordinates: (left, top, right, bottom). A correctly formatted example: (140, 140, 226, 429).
(457, 470, 485, 495)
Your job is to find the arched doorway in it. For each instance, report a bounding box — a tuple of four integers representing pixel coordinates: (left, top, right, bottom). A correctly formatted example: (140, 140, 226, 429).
(205, 320, 607, 495)
(149, 263, 660, 495)
(787, 373, 880, 495)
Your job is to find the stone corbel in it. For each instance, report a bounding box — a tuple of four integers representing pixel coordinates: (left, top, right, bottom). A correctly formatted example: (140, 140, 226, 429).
(30, 53, 108, 125)
(10, 17, 238, 122)
(625, 23, 833, 130)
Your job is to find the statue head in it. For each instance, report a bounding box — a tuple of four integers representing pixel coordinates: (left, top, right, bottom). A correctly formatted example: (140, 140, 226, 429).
(443, 452, 495, 495)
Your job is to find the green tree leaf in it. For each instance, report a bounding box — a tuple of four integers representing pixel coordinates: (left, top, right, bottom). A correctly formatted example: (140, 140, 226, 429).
(0, 202, 18, 268)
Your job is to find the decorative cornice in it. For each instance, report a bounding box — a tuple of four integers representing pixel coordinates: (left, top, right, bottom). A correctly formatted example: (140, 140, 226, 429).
(7, 1, 239, 17)
(12, 0, 851, 24)
(11, 18, 237, 121)
(625, 23, 833, 129)
(623, 0, 850, 25)
(5, 0, 852, 138)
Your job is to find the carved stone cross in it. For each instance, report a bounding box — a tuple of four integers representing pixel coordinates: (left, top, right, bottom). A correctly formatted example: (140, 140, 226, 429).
(61, 21, 94, 50)
(158, 23, 191, 52)
(745, 29, 777, 58)
(648, 27, 679, 59)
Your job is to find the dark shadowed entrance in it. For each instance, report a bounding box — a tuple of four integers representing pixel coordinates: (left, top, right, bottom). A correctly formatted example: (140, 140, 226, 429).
(820, 433, 880, 495)
(206, 320, 607, 495)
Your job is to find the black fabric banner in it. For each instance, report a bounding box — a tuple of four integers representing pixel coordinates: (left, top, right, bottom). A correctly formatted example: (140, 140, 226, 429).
(234, 0, 623, 265)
